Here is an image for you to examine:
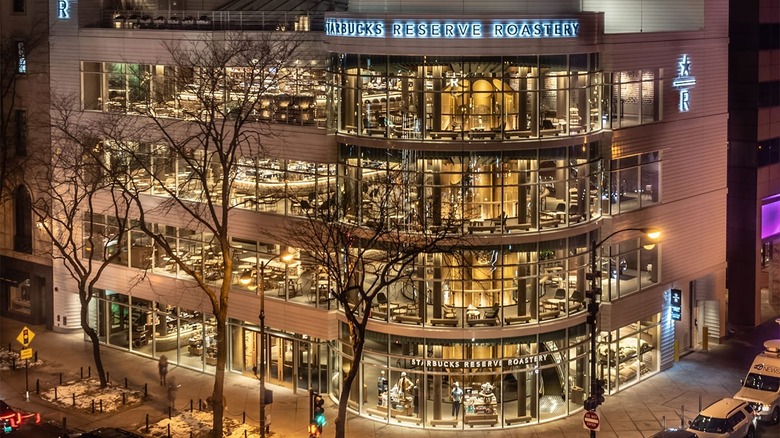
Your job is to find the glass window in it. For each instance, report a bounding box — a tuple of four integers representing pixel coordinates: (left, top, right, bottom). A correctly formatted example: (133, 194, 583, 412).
(607, 69, 661, 128)
(16, 41, 26, 74)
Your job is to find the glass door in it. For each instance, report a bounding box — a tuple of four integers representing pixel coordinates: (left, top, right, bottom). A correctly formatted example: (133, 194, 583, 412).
(269, 336, 295, 387)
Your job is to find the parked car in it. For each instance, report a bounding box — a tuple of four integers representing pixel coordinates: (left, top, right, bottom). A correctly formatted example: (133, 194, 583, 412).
(0, 400, 39, 434)
(650, 429, 698, 437)
(686, 398, 757, 438)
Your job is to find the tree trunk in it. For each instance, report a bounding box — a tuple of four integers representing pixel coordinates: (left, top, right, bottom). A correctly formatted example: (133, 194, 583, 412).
(80, 298, 107, 388)
(211, 312, 228, 437)
(335, 326, 365, 438)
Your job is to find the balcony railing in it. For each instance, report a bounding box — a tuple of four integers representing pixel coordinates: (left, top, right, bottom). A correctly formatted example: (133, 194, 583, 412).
(102, 10, 322, 32)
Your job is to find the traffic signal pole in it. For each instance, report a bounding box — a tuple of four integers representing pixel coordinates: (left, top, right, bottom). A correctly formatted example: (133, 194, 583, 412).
(589, 238, 598, 438)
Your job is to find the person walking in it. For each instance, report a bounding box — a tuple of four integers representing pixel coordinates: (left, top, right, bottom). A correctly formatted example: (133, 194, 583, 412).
(158, 355, 168, 386)
(167, 376, 180, 411)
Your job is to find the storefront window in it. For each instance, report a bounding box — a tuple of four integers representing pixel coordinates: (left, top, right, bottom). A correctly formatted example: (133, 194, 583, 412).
(599, 316, 659, 393)
(337, 327, 587, 430)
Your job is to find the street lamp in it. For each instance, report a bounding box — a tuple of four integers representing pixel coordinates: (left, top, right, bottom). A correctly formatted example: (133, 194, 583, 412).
(584, 227, 660, 437)
(240, 250, 294, 438)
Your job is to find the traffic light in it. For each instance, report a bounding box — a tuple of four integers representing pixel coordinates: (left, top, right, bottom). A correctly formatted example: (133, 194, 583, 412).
(594, 379, 606, 406)
(309, 390, 326, 436)
(313, 393, 326, 429)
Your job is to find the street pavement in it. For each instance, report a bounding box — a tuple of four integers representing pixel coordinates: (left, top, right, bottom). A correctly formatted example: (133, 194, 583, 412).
(2, 316, 780, 438)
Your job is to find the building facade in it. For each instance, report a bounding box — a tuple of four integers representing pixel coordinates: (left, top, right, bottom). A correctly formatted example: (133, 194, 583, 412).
(729, 0, 780, 328)
(45, 0, 728, 430)
(0, 0, 53, 328)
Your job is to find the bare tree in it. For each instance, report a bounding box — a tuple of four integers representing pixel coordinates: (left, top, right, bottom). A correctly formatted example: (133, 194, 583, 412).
(280, 168, 464, 438)
(0, 20, 48, 205)
(31, 100, 133, 388)
(64, 32, 306, 436)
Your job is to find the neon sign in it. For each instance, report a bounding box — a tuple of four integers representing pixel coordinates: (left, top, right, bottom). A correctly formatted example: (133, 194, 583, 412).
(57, 0, 71, 19)
(324, 18, 579, 39)
(672, 54, 696, 112)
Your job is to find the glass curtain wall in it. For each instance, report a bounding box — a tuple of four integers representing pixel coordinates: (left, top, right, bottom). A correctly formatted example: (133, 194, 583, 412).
(333, 53, 602, 140)
(341, 143, 601, 234)
(81, 61, 328, 124)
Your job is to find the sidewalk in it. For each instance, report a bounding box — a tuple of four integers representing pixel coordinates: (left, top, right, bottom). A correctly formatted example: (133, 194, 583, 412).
(1, 316, 779, 437)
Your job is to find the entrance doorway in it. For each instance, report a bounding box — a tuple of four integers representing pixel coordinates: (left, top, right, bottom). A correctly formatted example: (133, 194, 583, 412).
(269, 336, 295, 387)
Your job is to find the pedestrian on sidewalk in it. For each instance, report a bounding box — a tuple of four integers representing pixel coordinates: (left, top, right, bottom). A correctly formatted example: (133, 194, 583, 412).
(167, 376, 180, 411)
(158, 355, 168, 386)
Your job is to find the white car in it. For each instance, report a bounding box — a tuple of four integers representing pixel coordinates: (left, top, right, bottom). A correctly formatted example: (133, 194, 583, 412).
(686, 398, 756, 438)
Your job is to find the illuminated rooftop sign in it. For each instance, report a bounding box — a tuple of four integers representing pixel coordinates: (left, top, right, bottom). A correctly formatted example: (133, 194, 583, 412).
(325, 18, 579, 39)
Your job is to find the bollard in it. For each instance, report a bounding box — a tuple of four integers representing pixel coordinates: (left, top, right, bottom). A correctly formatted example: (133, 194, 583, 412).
(144, 383, 147, 398)
(702, 326, 709, 351)
(88, 366, 91, 378)
(34, 351, 37, 362)
(125, 377, 128, 389)
(167, 424, 171, 438)
(106, 372, 110, 383)
(168, 406, 172, 419)
(91, 399, 95, 414)
(54, 387, 58, 401)
(681, 405, 685, 428)
(242, 411, 245, 424)
(674, 339, 680, 362)
(662, 415, 666, 430)
(59, 373, 63, 385)
(72, 393, 76, 407)
(190, 399, 193, 412)
(699, 394, 702, 412)
(11, 357, 15, 370)
(36, 379, 40, 395)
(122, 393, 126, 405)
(244, 430, 247, 438)
(146, 413, 149, 432)
(62, 417, 67, 436)
(80, 367, 83, 379)
(100, 399, 103, 413)
(190, 432, 193, 438)
(198, 399, 202, 411)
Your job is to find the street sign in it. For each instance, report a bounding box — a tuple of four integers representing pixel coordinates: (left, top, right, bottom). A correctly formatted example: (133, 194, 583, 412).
(583, 410, 600, 431)
(16, 326, 35, 347)
(20, 348, 32, 360)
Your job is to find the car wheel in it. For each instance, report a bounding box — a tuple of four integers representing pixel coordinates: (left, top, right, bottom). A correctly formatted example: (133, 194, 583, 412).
(772, 406, 780, 425)
(745, 425, 755, 438)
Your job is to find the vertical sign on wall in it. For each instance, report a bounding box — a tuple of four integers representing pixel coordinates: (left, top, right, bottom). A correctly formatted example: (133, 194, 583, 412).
(672, 55, 696, 112)
(670, 288, 682, 321)
(57, 0, 71, 19)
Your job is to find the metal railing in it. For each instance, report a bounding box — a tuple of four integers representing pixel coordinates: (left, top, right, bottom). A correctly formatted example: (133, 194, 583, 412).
(101, 10, 323, 32)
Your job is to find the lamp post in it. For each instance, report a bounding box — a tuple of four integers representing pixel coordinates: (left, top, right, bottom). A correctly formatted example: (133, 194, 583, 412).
(240, 251, 293, 438)
(585, 227, 660, 437)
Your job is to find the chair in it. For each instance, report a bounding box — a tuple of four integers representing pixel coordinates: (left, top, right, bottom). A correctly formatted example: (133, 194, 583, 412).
(483, 303, 500, 319)
(376, 292, 388, 307)
(442, 303, 457, 319)
(553, 288, 566, 300)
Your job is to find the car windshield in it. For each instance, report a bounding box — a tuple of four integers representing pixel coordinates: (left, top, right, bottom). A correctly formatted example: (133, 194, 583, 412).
(744, 372, 780, 392)
(689, 415, 728, 433)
